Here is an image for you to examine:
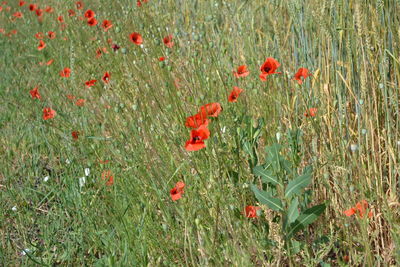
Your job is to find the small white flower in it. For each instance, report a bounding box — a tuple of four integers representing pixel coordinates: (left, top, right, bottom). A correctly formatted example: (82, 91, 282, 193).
(397, 140, 400, 146)
(79, 177, 86, 187)
(350, 144, 358, 152)
(221, 126, 226, 134)
(65, 159, 71, 164)
(43, 176, 50, 182)
(11, 206, 17, 211)
(84, 168, 90, 177)
(21, 248, 31, 256)
(276, 132, 282, 142)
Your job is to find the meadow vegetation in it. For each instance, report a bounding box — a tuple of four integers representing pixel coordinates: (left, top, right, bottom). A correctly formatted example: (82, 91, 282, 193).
(1, 0, 399, 266)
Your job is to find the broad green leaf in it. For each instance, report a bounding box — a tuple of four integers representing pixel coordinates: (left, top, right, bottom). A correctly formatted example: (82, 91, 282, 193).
(286, 197, 299, 225)
(286, 203, 326, 239)
(284, 167, 312, 198)
(253, 165, 282, 186)
(250, 184, 283, 212)
(265, 144, 281, 171)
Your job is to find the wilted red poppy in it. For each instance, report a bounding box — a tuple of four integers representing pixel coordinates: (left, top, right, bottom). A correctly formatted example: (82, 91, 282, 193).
(46, 59, 54, 65)
(57, 16, 64, 23)
(38, 40, 46, 51)
(71, 131, 79, 140)
(293, 68, 311, 84)
(170, 181, 185, 201)
(163, 35, 174, 48)
(87, 17, 97, 26)
(45, 6, 53, 13)
(47, 31, 55, 39)
(158, 56, 165, 61)
(35, 32, 44, 39)
(304, 108, 317, 117)
(42, 107, 56, 120)
(112, 44, 120, 51)
(29, 4, 37, 11)
(60, 67, 71, 77)
(85, 79, 96, 88)
(102, 20, 112, 31)
(102, 72, 110, 83)
(101, 170, 114, 186)
(13, 11, 23, 18)
(228, 86, 244, 103)
(75, 99, 86, 107)
(233, 65, 249, 78)
(84, 9, 94, 18)
(19, 1, 25, 6)
(66, 94, 75, 100)
(29, 87, 40, 99)
(185, 113, 208, 129)
(259, 57, 281, 81)
(198, 102, 222, 118)
(129, 32, 142, 45)
(344, 200, 373, 219)
(185, 124, 210, 151)
(244, 206, 261, 218)
(68, 9, 75, 16)
(76, 1, 83, 10)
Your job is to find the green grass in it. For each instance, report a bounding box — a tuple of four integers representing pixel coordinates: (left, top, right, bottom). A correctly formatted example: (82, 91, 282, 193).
(1, 0, 399, 265)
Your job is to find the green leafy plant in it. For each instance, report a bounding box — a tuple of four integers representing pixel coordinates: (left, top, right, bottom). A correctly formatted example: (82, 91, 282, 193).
(250, 132, 326, 259)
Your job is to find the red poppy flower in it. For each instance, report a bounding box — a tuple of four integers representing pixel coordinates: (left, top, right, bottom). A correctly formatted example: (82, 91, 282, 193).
(29, 4, 37, 11)
(244, 206, 261, 218)
(137, 0, 142, 7)
(66, 94, 75, 100)
(42, 107, 56, 120)
(304, 108, 317, 117)
(57, 16, 64, 23)
(76, 1, 83, 10)
(29, 87, 40, 99)
(38, 40, 46, 51)
(233, 65, 249, 78)
(102, 20, 112, 31)
(344, 200, 373, 219)
(184, 124, 210, 151)
(170, 181, 185, 201)
(13, 11, 23, 18)
(102, 72, 110, 83)
(228, 86, 244, 103)
(19, 1, 25, 6)
(47, 31, 55, 39)
(198, 102, 222, 118)
(85, 79, 96, 88)
(259, 57, 281, 81)
(158, 56, 165, 61)
(163, 35, 174, 48)
(35, 32, 44, 39)
(185, 113, 208, 129)
(45, 6, 53, 13)
(129, 32, 142, 45)
(35, 9, 43, 17)
(68, 9, 75, 16)
(46, 59, 54, 65)
(293, 68, 311, 84)
(71, 131, 79, 140)
(60, 67, 71, 77)
(87, 17, 97, 26)
(84, 9, 94, 18)
(75, 99, 86, 107)
(101, 170, 114, 186)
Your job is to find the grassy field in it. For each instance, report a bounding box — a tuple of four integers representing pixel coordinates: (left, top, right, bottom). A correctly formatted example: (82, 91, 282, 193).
(1, 0, 399, 266)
